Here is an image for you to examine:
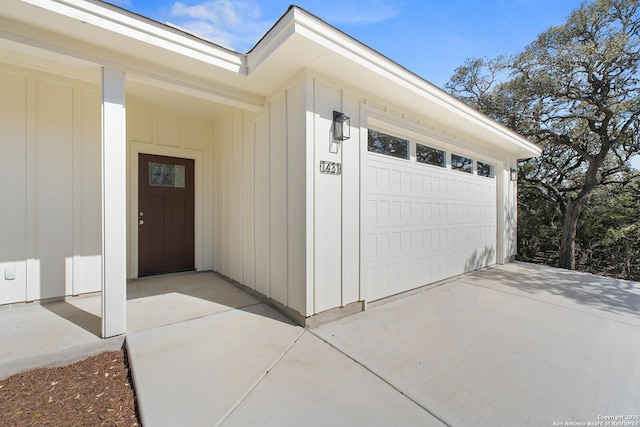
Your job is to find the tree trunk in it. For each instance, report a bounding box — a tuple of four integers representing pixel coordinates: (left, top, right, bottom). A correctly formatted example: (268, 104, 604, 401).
(557, 158, 601, 270)
(558, 200, 583, 270)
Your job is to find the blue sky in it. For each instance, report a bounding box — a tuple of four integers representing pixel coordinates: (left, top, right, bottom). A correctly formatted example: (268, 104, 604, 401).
(110, 0, 585, 88)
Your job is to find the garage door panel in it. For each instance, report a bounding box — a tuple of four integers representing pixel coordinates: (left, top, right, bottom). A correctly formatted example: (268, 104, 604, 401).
(365, 154, 497, 302)
(366, 250, 453, 300)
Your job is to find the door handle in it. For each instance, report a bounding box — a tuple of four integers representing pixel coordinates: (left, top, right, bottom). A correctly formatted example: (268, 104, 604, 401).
(139, 219, 145, 226)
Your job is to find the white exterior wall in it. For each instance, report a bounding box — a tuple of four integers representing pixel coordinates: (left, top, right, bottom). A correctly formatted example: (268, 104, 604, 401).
(311, 79, 364, 314)
(0, 60, 522, 318)
(504, 157, 520, 261)
(309, 71, 517, 314)
(126, 96, 215, 278)
(211, 77, 308, 317)
(0, 63, 102, 305)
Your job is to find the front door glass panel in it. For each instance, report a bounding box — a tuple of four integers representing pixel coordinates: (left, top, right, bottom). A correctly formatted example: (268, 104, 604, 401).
(149, 162, 186, 188)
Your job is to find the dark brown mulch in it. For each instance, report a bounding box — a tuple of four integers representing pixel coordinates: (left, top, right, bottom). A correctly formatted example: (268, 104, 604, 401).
(0, 350, 139, 426)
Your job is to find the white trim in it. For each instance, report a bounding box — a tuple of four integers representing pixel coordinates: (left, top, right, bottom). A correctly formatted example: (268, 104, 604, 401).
(129, 142, 203, 279)
(496, 164, 507, 265)
(101, 67, 127, 338)
(304, 73, 315, 316)
(13, 0, 245, 73)
(358, 102, 368, 303)
(0, 27, 264, 112)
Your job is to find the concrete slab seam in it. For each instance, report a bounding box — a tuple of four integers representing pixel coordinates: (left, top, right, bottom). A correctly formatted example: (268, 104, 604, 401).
(144, 301, 265, 331)
(308, 330, 452, 427)
(459, 280, 640, 328)
(214, 328, 306, 427)
(125, 305, 281, 426)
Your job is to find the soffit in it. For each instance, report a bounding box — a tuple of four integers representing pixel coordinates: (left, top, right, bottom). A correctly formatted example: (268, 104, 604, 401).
(249, 7, 540, 159)
(1, 1, 540, 158)
(0, 1, 266, 110)
(0, 37, 230, 120)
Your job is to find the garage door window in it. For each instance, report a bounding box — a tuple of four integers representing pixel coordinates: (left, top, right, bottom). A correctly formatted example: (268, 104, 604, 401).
(368, 129, 409, 160)
(416, 143, 446, 167)
(451, 154, 473, 173)
(477, 161, 494, 178)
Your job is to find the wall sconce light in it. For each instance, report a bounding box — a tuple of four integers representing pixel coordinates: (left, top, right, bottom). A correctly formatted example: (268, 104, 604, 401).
(510, 168, 518, 181)
(333, 111, 350, 141)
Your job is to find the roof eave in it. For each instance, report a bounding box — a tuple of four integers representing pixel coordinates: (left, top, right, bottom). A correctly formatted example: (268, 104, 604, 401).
(249, 6, 541, 159)
(3, 1, 544, 159)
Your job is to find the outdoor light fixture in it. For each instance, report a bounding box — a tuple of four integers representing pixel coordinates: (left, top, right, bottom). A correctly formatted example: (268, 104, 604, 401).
(333, 110, 350, 141)
(510, 168, 518, 181)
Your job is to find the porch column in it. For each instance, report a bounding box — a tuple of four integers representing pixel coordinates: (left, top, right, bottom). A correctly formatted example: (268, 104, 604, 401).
(101, 67, 127, 338)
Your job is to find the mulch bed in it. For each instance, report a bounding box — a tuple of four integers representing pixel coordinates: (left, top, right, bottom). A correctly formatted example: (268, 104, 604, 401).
(0, 350, 139, 426)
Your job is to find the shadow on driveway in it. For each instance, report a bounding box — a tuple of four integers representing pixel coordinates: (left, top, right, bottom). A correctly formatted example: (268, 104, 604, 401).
(466, 261, 640, 320)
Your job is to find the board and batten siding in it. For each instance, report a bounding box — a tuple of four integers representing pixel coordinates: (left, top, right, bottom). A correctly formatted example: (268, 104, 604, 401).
(0, 63, 102, 305)
(312, 79, 363, 314)
(212, 78, 307, 317)
(0, 60, 521, 318)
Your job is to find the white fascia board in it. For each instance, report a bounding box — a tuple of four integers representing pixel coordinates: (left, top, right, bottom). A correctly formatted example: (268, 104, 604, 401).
(272, 7, 541, 159)
(0, 21, 264, 111)
(18, 0, 246, 74)
(246, 8, 297, 73)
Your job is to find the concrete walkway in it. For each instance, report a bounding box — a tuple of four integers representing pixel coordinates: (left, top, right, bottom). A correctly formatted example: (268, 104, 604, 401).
(125, 263, 639, 426)
(0, 272, 260, 378)
(127, 304, 444, 426)
(2, 263, 639, 425)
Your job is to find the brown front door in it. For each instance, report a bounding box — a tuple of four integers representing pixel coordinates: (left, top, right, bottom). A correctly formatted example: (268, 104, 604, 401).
(138, 154, 195, 276)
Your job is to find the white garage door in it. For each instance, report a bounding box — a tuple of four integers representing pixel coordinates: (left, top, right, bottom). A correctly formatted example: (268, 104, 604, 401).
(364, 129, 497, 302)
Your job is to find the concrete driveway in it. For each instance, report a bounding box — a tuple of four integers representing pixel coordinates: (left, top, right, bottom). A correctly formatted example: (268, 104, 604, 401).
(314, 262, 640, 426)
(126, 262, 640, 426)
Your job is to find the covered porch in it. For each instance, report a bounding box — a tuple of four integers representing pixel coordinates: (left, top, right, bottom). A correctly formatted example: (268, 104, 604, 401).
(0, 272, 261, 379)
(0, 1, 267, 338)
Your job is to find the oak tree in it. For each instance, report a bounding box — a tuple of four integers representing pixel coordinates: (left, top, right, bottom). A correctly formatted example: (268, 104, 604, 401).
(447, 0, 640, 270)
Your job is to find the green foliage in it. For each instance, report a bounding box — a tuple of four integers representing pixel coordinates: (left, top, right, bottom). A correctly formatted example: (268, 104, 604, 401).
(517, 185, 560, 264)
(447, 0, 640, 271)
(518, 174, 640, 280)
(575, 178, 640, 279)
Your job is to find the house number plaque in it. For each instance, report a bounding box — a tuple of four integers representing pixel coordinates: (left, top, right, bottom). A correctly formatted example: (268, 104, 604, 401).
(320, 161, 342, 175)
